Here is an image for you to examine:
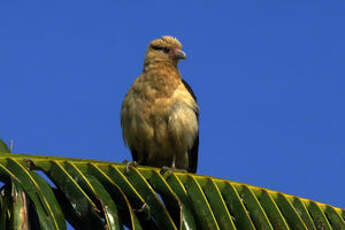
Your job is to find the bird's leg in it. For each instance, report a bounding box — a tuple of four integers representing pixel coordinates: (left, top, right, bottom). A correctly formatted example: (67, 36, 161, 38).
(160, 154, 187, 174)
(172, 153, 176, 168)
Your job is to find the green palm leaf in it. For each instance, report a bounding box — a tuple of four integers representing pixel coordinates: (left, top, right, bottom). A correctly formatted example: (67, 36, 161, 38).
(0, 150, 343, 229)
(0, 140, 10, 153)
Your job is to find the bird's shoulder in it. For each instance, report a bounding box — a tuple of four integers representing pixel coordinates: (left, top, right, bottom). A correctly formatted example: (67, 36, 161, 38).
(169, 80, 199, 114)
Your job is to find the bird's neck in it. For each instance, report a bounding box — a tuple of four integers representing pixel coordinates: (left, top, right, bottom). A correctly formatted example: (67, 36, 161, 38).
(140, 60, 181, 97)
(143, 60, 180, 78)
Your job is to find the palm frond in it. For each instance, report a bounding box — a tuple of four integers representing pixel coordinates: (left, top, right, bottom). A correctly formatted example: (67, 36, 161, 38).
(0, 153, 343, 229)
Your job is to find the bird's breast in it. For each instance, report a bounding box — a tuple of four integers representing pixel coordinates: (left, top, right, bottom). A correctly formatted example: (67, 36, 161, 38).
(121, 72, 198, 167)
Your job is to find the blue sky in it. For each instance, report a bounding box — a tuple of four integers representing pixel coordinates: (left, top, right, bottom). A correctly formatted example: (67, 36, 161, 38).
(1, 0, 344, 214)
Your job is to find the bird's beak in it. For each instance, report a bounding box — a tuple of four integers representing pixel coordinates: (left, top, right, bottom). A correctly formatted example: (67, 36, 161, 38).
(175, 49, 187, 60)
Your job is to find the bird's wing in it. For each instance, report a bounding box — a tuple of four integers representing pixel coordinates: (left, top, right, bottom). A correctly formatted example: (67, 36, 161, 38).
(182, 79, 199, 173)
(182, 79, 197, 105)
(120, 83, 142, 163)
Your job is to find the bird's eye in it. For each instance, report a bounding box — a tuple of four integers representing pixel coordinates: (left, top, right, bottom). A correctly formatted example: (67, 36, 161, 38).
(152, 45, 163, 51)
(151, 46, 170, 53)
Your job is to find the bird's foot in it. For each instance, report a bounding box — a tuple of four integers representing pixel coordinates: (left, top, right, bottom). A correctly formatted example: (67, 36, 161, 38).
(122, 160, 138, 173)
(160, 166, 188, 175)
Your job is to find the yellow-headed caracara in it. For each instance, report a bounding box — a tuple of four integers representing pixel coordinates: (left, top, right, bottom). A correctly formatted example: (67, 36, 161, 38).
(121, 36, 199, 173)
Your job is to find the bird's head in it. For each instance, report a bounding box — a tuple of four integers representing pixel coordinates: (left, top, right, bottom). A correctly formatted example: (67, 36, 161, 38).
(145, 36, 186, 67)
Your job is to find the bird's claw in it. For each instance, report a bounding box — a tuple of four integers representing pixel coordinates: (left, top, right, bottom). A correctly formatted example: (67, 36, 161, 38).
(123, 160, 138, 173)
(160, 166, 187, 175)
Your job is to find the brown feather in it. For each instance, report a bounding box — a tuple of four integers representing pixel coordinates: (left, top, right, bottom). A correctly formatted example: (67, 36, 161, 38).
(121, 36, 199, 172)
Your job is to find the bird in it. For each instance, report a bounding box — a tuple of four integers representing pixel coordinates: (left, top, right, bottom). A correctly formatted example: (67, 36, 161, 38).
(121, 36, 199, 173)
